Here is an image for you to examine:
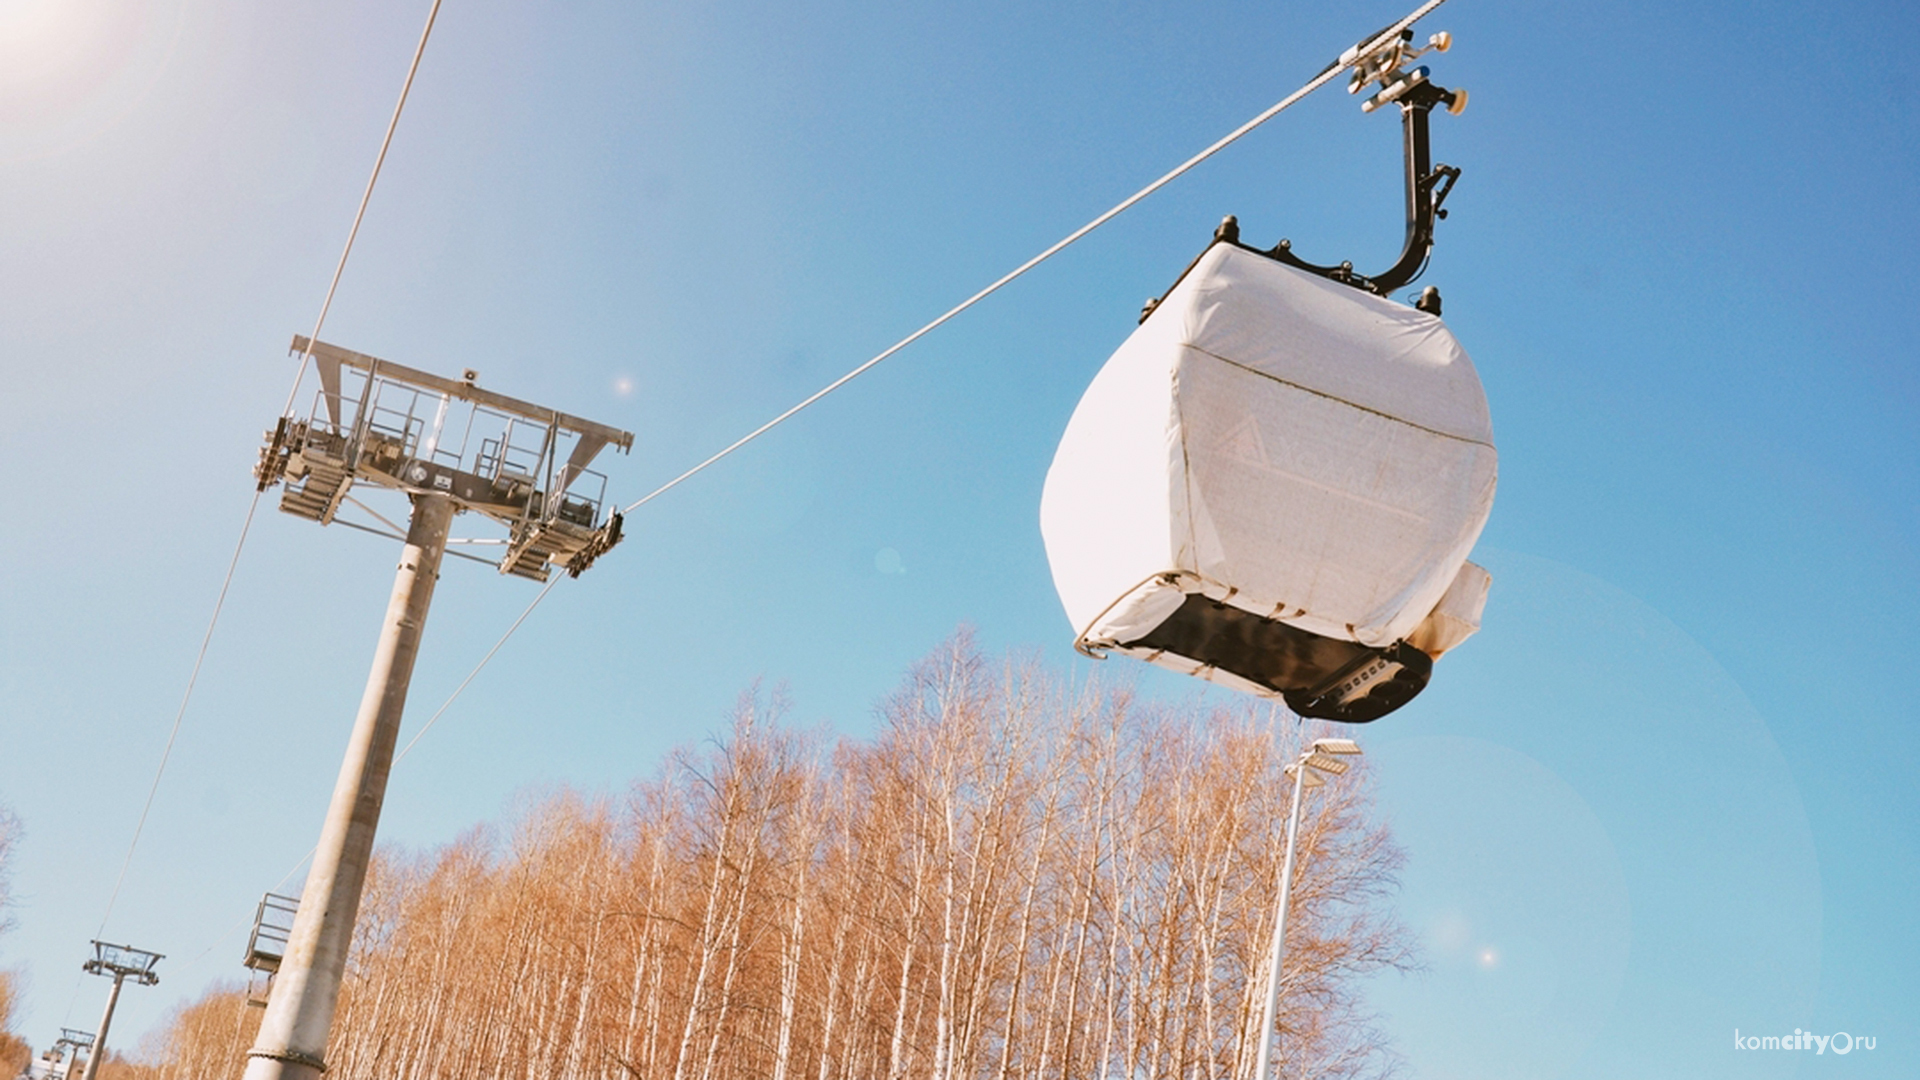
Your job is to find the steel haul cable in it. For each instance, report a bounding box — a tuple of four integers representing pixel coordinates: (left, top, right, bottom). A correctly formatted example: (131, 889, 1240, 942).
(158, 0, 1451, 974)
(353, 0, 1459, 757)
(622, 0, 1451, 515)
(282, 0, 446, 415)
(85, 0, 449, 986)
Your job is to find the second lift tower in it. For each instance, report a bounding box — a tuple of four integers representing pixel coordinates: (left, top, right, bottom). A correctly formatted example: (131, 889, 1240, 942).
(244, 338, 633, 1080)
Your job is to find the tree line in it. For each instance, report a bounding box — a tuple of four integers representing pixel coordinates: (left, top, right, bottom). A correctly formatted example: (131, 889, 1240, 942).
(117, 636, 1413, 1079)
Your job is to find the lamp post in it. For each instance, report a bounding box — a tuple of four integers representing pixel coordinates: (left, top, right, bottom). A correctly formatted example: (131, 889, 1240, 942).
(1250, 737, 1363, 1080)
(79, 941, 162, 1080)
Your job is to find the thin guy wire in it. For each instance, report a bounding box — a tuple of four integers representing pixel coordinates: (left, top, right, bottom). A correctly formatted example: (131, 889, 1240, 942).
(92, 0, 448, 951)
(281, 0, 446, 417)
(165, 849, 315, 982)
(393, 575, 561, 763)
(330, 515, 503, 567)
(94, 491, 263, 939)
(622, 0, 1449, 515)
(164, 575, 552, 978)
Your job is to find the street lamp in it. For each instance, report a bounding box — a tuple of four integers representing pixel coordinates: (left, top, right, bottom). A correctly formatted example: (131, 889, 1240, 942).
(79, 940, 162, 1080)
(1250, 736, 1363, 1080)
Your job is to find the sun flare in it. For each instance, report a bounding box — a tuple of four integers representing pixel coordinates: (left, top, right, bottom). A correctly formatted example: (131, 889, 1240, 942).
(0, 0, 103, 83)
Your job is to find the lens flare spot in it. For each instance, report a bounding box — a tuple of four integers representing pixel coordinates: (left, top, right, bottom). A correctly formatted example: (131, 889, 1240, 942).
(0, 0, 101, 85)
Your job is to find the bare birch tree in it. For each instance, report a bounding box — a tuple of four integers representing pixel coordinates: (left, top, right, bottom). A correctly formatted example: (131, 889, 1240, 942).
(133, 635, 1413, 1080)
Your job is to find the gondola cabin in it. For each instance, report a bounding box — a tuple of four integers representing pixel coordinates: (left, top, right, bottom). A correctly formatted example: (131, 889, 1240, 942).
(1040, 25, 1490, 722)
(1040, 241, 1493, 721)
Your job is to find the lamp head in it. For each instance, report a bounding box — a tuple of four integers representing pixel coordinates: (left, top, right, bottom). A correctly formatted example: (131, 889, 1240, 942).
(1304, 752, 1352, 775)
(1283, 762, 1327, 788)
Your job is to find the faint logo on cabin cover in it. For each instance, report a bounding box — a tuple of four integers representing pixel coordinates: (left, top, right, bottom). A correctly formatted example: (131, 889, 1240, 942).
(1208, 415, 1349, 492)
(1204, 412, 1420, 522)
(1215, 417, 1271, 469)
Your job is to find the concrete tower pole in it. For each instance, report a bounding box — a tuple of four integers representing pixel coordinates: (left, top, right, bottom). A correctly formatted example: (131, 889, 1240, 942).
(244, 493, 454, 1080)
(77, 974, 123, 1080)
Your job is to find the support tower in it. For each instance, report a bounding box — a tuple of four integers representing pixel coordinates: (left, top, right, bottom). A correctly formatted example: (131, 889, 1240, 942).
(244, 339, 633, 1080)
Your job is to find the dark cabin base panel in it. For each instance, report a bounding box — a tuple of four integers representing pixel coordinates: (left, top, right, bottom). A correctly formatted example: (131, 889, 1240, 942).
(1126, 594, 1432, 723)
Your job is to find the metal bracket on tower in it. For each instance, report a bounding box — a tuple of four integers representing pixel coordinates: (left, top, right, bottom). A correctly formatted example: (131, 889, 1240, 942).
(255, 337, 635, 581)
(81, 941, 161, 987)
(240, 892, 300, 1007)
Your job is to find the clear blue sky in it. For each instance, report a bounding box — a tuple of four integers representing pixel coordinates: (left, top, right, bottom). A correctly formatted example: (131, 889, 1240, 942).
(1, 1, 1914, 1076)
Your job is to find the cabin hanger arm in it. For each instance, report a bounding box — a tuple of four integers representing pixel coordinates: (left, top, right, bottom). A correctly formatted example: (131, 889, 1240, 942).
(1137, 30, 1465, 325)
(1264, 29, 1465, 298)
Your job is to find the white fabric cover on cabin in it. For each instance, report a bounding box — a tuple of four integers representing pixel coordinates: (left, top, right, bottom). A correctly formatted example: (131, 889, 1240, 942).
(1041, 242, 1496, 654)
(1408, 560, 1492, 657)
